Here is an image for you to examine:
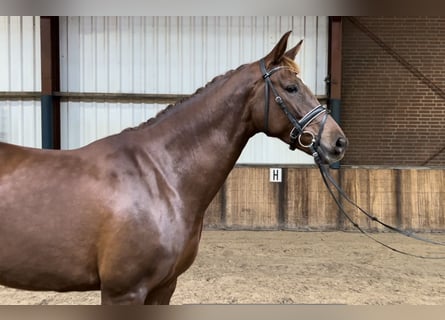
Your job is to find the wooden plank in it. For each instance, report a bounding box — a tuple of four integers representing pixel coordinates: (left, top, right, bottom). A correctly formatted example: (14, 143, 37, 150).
(340, 168, 370, 230)
(203, 187, 224, 229)
(225, 167, 279, 230)
(54, 91, 189, 103)
(430, 170, 445, 229)
(400, 169, 421, 230)
(306, 168, 339, 230)
(285, 168, 309, 229)
(368, 168, 398, 231)
(399, 169, 445, 231)
(338, 168, 398, 231)
(0, 92, 40, 99)
(285, 167, 339, 230)
(339, 168, 398, 232)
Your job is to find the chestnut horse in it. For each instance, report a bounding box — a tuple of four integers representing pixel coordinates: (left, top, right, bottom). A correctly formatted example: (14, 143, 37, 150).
(0, 32, 347, 304)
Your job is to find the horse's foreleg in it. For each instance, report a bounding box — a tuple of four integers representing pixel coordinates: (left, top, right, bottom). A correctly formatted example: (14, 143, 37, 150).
(144, 278, 177, 305)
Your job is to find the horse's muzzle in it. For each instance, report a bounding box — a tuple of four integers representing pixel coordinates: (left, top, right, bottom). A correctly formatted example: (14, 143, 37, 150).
(317, 135, 348, 165)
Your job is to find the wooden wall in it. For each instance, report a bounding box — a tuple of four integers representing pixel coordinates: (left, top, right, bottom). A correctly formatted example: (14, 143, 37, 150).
(203, 166, 445, 232)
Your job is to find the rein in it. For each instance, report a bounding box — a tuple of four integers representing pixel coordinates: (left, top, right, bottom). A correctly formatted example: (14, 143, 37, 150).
(313, 142, 445, 259)
(317, 163, 445, 259)
(312, 122, 445, 259)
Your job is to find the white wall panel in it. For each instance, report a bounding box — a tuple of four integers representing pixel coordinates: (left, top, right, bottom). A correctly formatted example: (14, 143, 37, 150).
(60, 101, 166, 148)
(60, 16, 328, 164)
(0, 16, 41, 147)
(0, 100, 41, 147)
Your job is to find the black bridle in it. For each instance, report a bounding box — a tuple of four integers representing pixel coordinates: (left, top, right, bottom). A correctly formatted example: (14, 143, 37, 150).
(261, 58, 445, 259)
(260, 59, 327, 155)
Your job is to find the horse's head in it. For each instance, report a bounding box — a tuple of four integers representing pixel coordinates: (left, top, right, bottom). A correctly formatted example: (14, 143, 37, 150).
(248, 31, 348, 165)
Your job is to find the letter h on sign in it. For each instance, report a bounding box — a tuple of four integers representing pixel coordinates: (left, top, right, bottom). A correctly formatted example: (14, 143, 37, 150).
(269, 168, 282, 183)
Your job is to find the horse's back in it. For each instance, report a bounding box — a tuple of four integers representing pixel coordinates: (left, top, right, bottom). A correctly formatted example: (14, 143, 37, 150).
(0, 141, 32, 173)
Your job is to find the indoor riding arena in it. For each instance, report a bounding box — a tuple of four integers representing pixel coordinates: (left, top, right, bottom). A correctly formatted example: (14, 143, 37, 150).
(1, 16, 445, 305)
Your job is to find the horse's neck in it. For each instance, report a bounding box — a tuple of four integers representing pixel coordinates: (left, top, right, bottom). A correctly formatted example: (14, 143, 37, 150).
(141, 68, 256, 207)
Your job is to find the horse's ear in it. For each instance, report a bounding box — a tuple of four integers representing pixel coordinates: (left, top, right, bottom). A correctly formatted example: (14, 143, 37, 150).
(285, 39, 303, 61)
(264, 31, 292, 65)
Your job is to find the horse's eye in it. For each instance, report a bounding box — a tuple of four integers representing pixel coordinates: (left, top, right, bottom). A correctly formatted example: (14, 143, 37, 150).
(286, 85, 298, 94)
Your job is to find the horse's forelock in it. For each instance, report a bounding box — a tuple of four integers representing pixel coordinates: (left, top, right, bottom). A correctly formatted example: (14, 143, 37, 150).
(282, 56, 300, 74)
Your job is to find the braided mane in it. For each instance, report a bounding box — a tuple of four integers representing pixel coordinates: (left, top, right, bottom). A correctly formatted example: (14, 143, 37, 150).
(121, 65, 246, 133)
(121, 58, 298, 134)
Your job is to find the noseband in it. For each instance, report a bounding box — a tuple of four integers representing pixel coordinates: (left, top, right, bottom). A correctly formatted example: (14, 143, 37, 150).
(260, 59, 327, 158)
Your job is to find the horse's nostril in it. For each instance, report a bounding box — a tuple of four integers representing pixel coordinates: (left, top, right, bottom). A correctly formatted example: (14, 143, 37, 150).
(336, 137, 347, 148)
(335, 137, 348, 154)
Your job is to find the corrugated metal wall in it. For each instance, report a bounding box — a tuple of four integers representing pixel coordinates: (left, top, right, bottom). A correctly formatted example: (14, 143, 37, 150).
(60, 16, 328, 164)
(0, 16, 328, 163)
(0, 16, 41, 147)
